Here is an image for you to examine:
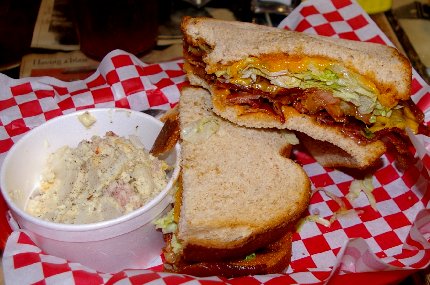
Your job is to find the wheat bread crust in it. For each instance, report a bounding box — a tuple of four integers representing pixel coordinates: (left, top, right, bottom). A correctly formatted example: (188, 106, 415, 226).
(181, 17, 411, 107)
(178, 87, 310, 261)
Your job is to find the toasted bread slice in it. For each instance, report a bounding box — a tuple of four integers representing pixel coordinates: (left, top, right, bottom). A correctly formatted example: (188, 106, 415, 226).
(173, 87, 310, 270)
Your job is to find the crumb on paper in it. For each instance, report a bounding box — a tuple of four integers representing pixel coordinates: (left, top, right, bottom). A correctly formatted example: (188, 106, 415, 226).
(78, 111, 97, 128)
(346, 175, 376, 210)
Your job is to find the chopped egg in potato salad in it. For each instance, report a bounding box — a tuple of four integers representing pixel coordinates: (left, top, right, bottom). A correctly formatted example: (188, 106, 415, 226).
(26, 132, 169, 224)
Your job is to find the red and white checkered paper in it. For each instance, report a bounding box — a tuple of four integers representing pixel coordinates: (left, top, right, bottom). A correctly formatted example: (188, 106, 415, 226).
(1, 0, 430, 284)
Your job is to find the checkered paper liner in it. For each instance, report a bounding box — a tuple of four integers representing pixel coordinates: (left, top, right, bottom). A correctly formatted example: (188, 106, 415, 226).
(1, 0, 430, 284)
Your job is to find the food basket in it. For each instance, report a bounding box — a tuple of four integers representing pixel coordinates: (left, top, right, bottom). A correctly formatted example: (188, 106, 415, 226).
(1, 0, 429, 284)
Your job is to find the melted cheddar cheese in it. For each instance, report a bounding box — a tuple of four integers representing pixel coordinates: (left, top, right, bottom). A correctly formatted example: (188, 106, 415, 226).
(369, 106, 419, 134)
(222, 54, 379, 100)
(225, 54, 332, 76)
(252, 54, 332, 74)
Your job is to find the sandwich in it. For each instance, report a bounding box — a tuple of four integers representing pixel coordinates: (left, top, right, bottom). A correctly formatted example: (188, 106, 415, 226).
(181, 17, 429, 169)
(155, 87, 311, 277)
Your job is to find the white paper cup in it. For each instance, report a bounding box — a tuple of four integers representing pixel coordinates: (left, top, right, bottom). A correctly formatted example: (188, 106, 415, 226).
(0, 108, 180, 273)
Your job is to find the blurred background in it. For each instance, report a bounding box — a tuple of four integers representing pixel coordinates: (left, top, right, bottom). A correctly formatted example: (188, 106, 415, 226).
(0, 0, 428, 83)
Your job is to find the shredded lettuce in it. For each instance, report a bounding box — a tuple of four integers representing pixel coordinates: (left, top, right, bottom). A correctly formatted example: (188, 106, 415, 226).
(297, 187, 367, 231)
(181, 117, 219, 143)
(317, 188, 346, 211)
(244, 253, 256, 261)
(170, 234, 182, 254)
(329, 209, 364, 224)
(153, 209, 183, 254)
(154, 209, 177, 234)
(305, 215, 332, 227)
(346, 175, 376, 210)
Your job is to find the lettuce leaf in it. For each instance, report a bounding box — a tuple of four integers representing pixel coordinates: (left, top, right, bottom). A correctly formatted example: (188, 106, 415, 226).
(154, 209, 177, 234)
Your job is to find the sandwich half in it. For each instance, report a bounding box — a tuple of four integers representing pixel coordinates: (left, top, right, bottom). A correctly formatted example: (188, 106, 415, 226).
(156, 87, 310, 277)
(181, 17, 429, 169)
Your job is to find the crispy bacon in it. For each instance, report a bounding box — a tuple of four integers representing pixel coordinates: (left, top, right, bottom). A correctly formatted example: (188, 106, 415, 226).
(221, 79, 359, 124)
(300, 89, 346, 123)
(222, 81, 425, 168)
(404, 99, 430, 136)
(375, 128, 417, 169)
